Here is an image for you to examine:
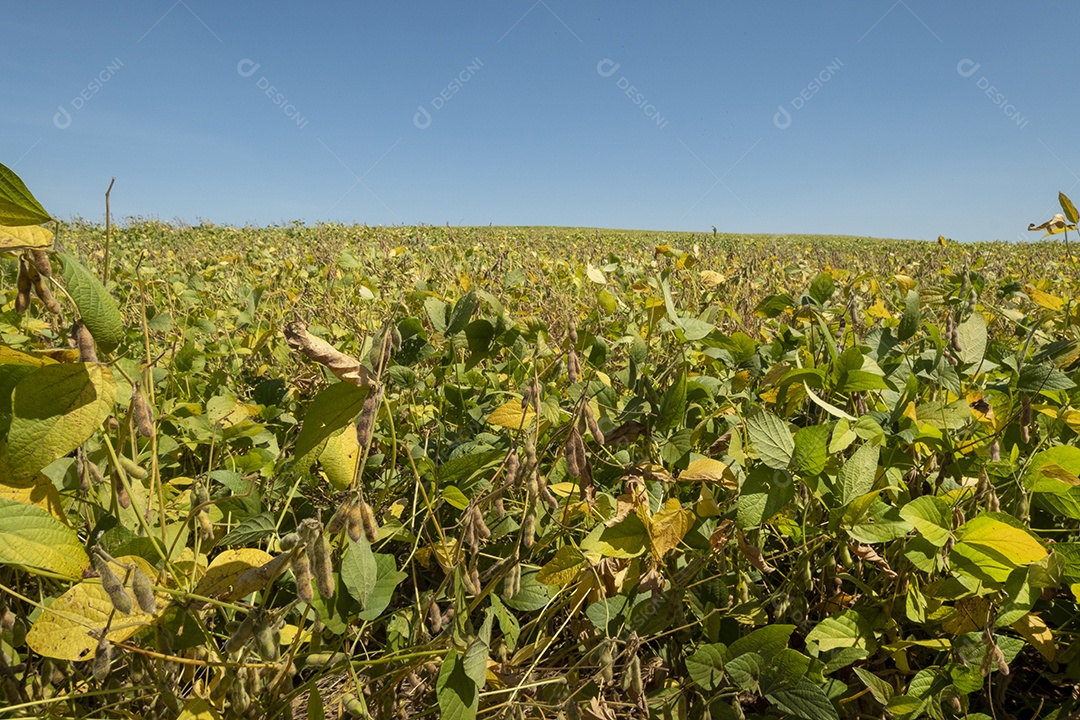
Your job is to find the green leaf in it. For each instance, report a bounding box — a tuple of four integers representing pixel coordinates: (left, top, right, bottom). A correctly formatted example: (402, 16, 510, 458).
(792, 424, 830, 476)
(838, 443, 879, 507)
(1018, 362, 1076, 393)
(436, 648, 478, 720)
(7, 363, 116, 480)
(808, 273, 835, 304)
(356, 552, 405, 621)
(587, 595, 629, 637)
(725, 651, 764, 692)
(306, 681, 325, 720)
(0, 497, 89, 579)
(439, 449, 503, 489)
(462, 639, 488, 688)
(490, 593, 520, 650)
(1061, 192, 1080, 224)
(58, 252, 125, 354)
(897, 290, 920, 341)
(341, 535, 378, 608)
(294, 382, 368, 464)
(447, 291, 478, 335)
(853, 667, 894, 705)
(737, 465, 795, 529)
(0, 162, 51, 226)
(219, 512, 276, 546)
(767, 679, 840, 720)
(899, 496, 952, 547)
(745, 409, 795, 470)
(956, 312, 987, 367)
(805, 610, 876, 656)
(657, 371, 687, 433)
(686, 643, 727, 691)
(728, 624, 794, 662)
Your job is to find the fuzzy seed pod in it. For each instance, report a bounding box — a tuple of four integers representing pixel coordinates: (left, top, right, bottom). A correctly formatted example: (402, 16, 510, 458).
(494, 492, 506, 519)
(522, 506, 536, 550)
(14, 259, 31, 313)
(355, 388, 381, 449)
(568, 323, 578, 346)
(132, 384, 154, 438)
(990, 438, 1001, 462)
(72, 321, 97, 363)
(326, 502, 350, 535)
(30, 249, 52, 278)
(30, 273, 62, 315)
(119, 455, 148, 481)
(0, 607, 14, 632)
(229, 672, 251, 713)
(88, 460, 105, 486)
(342, 692, 368, 718)
(131, 568, 157, 613)
(359, 500, 379, 543)
(224, 610, 258, 654)
(92, 637, 111, 683)
(461, 566, 478, 595)
(210, 673, 234, 701)
(113, 473, 131, 509)
(567, 348, 581, 384)
(505, 451, 520, 486)
(584, 403, 605, 445)
(312, 533, 335, 599)
(599, 640, 614, 683)
(347, 502, 364, 543)
(291, 550, 314, 604)
(279, 532, 300, 551)
(967, 287, 977, 314)
(193, 481, 210, 508)
(564, 427, 585, 479)
(503, 563, 520, 599)
(196, 511, 214, 540)
(992, 644, 1009, 675)
(92, 552, 132, 615)
(627, 655, 643, 700)
(426, 600, 443, 635)
(470, 566, 481, 596)
(253, 614, 278, 661)
(1020, 393, 1032, 443)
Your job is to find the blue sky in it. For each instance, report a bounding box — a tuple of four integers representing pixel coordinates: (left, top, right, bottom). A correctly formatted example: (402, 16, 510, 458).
(5, 2, 1078, 242)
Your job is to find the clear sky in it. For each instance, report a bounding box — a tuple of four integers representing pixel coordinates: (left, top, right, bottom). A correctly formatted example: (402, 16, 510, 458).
(5, 2, 1078, 242)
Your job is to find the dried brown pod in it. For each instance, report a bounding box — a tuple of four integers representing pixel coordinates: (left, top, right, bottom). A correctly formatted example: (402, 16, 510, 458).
(503, 563, 521, 599)
(584, 403, 605, 445)
(564, 427, 585, 479)
(461, 566, 479, 595)
(494, 492, 506, 519)
(30, 249, 52, 278)
(347, 502, 365, 543)
(326, 502, 350, 535)
(291, 550, 314, 604)
(312, 533, 335, 599)
(355, 386, 381, 449)
(1020, 393, 1032, 443)
(92, 551, 132, 615)
(504, 451, 520, 486)
(72, 321, 97, 363)
(567, 348, 581, 384)
(426, 599, 443, 635)
(359, 500, 379, 543)
(92, 637, 111, 683)
(522, 506, 537, 550)
(14, 259, 31, 313)
(284, 320, 375, 387)
(224, 610, 258, 654)
(131, 568, 157, 613)
(132, 383, 154, 438)
(568, 323, 578, 345)
(470, 566, 481, 596)
(29, 269, 62, 315)
(88, 459, 105, 486)
(604, 420, 645, 446)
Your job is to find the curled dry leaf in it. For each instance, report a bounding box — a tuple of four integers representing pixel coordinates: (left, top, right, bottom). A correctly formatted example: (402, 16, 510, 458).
(849, 541, 898, 578)
(284, 320, 375, 388)
(736, 529, 776, 574)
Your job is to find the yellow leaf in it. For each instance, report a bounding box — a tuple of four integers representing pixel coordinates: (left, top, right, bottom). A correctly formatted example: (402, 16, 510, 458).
(865, 299, 893, 320)
(537, 545, 585, 586)
(486, 398, 536, 430)
(649, 498, 693, 559)
(0, 473, 67, 523)
(940, 597, 991, 635)
(319, 426, 359, 490)
(901, 402, 918, 423)
(26, 555, 169, 660)
(193, 548, 275, 599)
(699, 270, 726, 287)
(1012, 613, 1055, 661)
(679, 457, 736, 488)
(177, 698, 224, 720)
(1023, 284, 1064, 312)
(430, 538, 460, 571)
(586, 263, 606, 284)
(894, 274, 916, 294)
(0, 224, 53, 250)
(459, 273, 472, 292)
